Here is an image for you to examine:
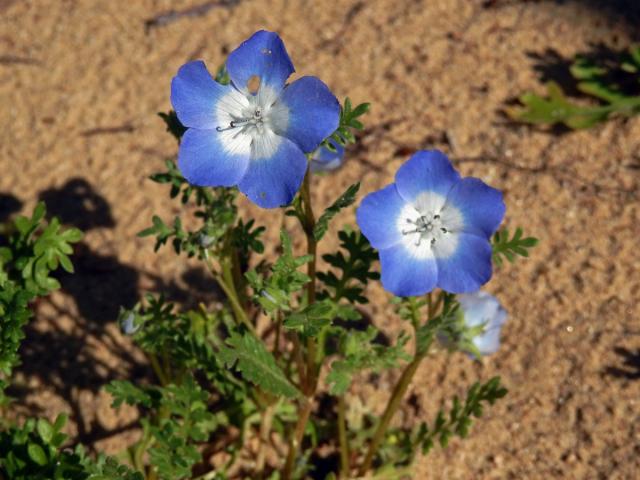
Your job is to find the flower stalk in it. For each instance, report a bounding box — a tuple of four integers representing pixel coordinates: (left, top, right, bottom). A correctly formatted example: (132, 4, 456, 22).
(358, 296, 434, 476)
(283, 166, 320, 480)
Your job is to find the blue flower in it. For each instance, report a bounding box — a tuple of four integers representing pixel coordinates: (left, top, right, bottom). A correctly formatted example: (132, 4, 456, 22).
(310, 138, 345, 173)
(356, 150, 505, 296)
(171, 30, 340, 208)
(457, 290, 508, 357)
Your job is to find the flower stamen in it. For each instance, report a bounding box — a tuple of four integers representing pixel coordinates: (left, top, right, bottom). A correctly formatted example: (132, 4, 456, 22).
(402, 212, 450, 247)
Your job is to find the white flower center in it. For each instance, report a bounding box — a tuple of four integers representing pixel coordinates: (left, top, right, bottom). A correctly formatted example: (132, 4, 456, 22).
(396, 191, 463, 260)
(215, 86, 289, 159)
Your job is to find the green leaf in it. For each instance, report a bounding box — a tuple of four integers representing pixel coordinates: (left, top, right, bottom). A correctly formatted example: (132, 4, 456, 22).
(219, 332, 301, 398)
(318, 229, 379, 304)
(492, 227, 538, 267)
(321, 98, 370, 149)
(158, 110, 187, 141)
(314, 183, 359, 241)
(327, 327, 410, 395)
(27, 442, 48, 465)
(416, 376, 508, 456)
(283, 299, 336, 337)
(37, 418, 53, 443)
(105, 380, 158, 408)
(510, 45, 640, 129)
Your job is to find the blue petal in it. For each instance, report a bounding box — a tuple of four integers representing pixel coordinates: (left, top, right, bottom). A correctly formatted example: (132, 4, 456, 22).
(436, 234, 493, 293)
(171, 60, 228, 129)
(310, 139, 345, 172)
(379, 243, 438, 297)
(395, 150, 461, 203)
(445, 178, 505, 238)
(356, 184, 405, 250)
(278, 76, 340, 153)
(178, 128, 249, 187)
(238, 135, 307, 208)
(226, 30, 294, 93)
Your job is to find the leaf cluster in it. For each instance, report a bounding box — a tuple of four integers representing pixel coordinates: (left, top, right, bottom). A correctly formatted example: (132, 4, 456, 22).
(0, 202, 82, 294)
(318, 229, 379, 304)
(492, 227, 538, 267)
(324, 97, 370, 150)
(117, 295, 245, 398)
(219, 331, 301, 399)
(107, 377, 219, 480)
(245, 231, 311, 314)
(414, 376, 508, 454)
(327, 327, 410, 395)
(0, 203, 81, 403)
(0, 413, 141, 480)
(508, 45, 640, 128)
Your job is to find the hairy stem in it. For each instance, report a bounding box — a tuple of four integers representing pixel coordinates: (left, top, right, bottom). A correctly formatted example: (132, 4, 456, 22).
(212, 261, 256, 336)
(283, 165, 320, 480)
(358, 354, 424, 475)
(256, 403, 276, 476)
(282, 397, 313, 479)
(300, 168, 319, 390)
(338, 396, 350, 478)
(147, 353, 169, 386)
(358, 297, 433, 475)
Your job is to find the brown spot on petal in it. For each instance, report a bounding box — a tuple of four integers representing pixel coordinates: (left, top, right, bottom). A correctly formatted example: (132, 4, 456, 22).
(247, 75, 261, 94)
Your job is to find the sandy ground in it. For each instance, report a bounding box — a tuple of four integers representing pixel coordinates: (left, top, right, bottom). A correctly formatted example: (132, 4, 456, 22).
(1, 0, 639, 478)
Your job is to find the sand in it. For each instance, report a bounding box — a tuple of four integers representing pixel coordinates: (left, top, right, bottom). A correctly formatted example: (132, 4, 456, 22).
(1, 0, 639, 478)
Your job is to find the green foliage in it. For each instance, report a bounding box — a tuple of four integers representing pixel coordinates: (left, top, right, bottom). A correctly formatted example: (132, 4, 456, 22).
(0, 202, 82, 294)
(414, 294, 460, 356)
(492, 227, 538, 267)
(158, 111, 187, 142)
(324, 97, 370, 149)
(509, 45, 640, 128)
(106, 380, 158, 409)
(214, 64, 230, 85)
(116, 295, 246, 399)
(245, 231, 311, 314)
(83, 455, 145, 480)
(318, 229, 379, 304)
(327, 327, 411, 395)
(284, 299, 359, 338)
(0, 413, 141, 480)
(0, 203, 81, 403)
(107, 377, 222, 480)
(146, 378, 218, 480)
(219, 331, 301, 399)
(313, 183, 359, 241)
(139, 172, 239, 258)
(415, 377, 508, 454)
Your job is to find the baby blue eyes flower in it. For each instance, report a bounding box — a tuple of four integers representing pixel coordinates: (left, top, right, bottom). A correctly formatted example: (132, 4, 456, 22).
(458, 290, 507, 357)
(310, 138, 345, 173)
(171, 30, 340, 208)
(356, 150, 505, 296)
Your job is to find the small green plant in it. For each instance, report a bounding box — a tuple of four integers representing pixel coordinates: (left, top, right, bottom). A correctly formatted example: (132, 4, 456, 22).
(508, 45, 640, 128)
(2, 30, 538, 480)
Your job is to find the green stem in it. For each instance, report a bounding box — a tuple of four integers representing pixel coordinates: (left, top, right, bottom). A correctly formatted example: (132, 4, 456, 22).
(282, 397, 313, 480)
(148, 353, 169, 386)
(358, 296, 433, 476)
(358, 354, 425, 476)
(256, 403, 277, 477)
(283, 165, 320, 480)
(300, 168, 319, 391)
(337, 396, 350, 478)
(213, 261, 256, 336)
